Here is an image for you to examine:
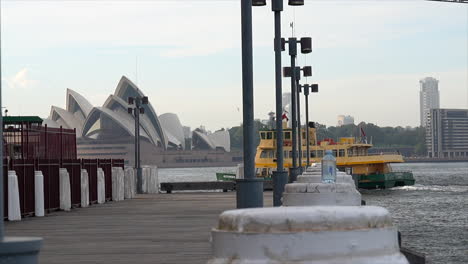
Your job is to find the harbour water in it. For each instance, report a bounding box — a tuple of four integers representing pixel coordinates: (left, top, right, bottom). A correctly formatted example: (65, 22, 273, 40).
(159, 162, 468, 264)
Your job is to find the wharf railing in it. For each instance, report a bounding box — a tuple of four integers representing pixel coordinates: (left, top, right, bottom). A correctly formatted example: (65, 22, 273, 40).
(3, 158, 124, 219)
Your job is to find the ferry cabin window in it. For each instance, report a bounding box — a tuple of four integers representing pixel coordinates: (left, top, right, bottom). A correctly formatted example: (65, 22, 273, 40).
(317, 150, 324, 157)
(347, 149, 353, 157)
(284, 150, 288, 158)
(269, 151, 274, 158)
(267, 132, 273, 139)
(284, 132, 291, 139)
(339, 149, 345, 157)
(289, 151, 293, 158)
(332, 150, 338, 157)
(311, 150, 316, 158)
(261, 132, 266, 139)
(302, 132, 306, 140)
(260, 151, 267, 158)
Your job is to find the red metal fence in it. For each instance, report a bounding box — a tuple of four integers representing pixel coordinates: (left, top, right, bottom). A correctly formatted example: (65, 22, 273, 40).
(4, 124, 77, 160)
(3, 158, 124, 219)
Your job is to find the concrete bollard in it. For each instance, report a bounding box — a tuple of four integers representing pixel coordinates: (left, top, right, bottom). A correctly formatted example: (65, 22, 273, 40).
(124, 167, 136, 199)
(81, 169, 89, 207)
(147, 166, 159, 194)
(208, 206, 409, 264)
(141, 167, 149, 194)
(59, 168, 71, 211)
(112, 167, 125, 201)
(97, 168, 106, 204)
(34, 171, 45, 217)
(8, 171, 21, 221)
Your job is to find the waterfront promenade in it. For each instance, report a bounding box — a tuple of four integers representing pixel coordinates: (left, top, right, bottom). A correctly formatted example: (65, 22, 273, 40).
(5, 192, 272, 264)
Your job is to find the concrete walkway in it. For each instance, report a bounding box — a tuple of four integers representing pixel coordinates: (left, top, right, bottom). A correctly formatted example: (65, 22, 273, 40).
(5, 192, 273, 264)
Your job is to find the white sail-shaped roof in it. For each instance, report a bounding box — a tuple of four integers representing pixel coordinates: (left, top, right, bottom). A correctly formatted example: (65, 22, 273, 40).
(208, 130, 231, 152)
(192, 130, 216, 150)
(113, 76, 167, 149)
(66, 88, 93, 124)
(82, 107, 150, 141)
(103, 95, 162, 146)
(159, 113, 185, 149)
(49, 106, 83, 135)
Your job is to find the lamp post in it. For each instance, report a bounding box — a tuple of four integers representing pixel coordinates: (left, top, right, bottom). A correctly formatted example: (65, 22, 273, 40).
(253, 0, 304, 206)
(128, 96, 148, 194)
(302, 83, 318, 167)
(237, 0, 264, 209)
(282, 58, 312, 182)
(295, 66, 311, 173)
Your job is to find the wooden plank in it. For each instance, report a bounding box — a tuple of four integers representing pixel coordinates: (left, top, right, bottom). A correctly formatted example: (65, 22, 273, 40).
(4, 192, 273, 264)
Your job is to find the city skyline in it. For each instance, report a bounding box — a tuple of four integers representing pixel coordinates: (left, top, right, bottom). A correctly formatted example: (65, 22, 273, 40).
(1, 1, 467, 131)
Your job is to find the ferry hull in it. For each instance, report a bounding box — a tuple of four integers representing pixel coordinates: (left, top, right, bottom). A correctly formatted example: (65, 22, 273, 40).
(355, 172, 415, 189)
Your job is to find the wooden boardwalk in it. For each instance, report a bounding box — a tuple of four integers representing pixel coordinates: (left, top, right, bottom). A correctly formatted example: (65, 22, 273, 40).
(5, 192, 273, 264)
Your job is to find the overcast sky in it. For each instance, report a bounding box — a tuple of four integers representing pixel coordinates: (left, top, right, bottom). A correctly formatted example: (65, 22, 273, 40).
(1, 1, 467, 131)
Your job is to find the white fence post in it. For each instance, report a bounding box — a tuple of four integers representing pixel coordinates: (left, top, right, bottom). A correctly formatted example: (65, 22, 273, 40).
(148, 166, 159, 194)
(97, 168, 106, 204)
(59, 168, 71, 211)
(34, 171, 45, 217)
(81, 169, 89, 207)
(124, 167, 135, 199)
(8, 170, 21, 221)
(112, 167, 125, 201)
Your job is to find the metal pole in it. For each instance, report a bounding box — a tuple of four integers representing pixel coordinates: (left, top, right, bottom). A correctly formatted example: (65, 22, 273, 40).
(271, 0, 287, 207)
(0, 52, 4, 240)
(305, 88, 310, 167)
(296, 78, 302, 171)
(289, 38, 299, 183)
(135, 99, 143, 194)
(237, 0, 263, 209)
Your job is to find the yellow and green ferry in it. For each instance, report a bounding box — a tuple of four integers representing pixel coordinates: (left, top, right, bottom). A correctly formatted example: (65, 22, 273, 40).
(218, 126, 415, 189)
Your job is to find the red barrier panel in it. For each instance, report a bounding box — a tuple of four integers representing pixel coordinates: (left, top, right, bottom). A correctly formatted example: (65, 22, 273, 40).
(3, 158, 125, 218)
(37, 159, 60, 212)
(3, 159, 8, 219)
(11, 159, 35, 216)
(62, 159, 82, 207)
(82, 159, 98, 204)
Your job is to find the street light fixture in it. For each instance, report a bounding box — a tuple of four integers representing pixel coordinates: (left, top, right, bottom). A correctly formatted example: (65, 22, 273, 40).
(128, 95, 148, 194)
(284, 65, 312, 173)
(282, 36, 313, 183)
(302, 83, 319, 167)
(252, 0, 307, 206)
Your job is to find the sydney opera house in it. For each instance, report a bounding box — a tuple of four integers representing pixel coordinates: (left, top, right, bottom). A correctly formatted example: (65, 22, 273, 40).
(43, 76, 237, 167)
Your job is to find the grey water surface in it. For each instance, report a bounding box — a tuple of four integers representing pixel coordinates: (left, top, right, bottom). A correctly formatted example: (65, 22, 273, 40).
(159, 162, 468, 264)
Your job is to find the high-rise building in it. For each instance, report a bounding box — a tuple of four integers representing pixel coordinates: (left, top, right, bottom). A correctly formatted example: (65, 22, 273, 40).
(426, 109, 468, 158)
(420, 77, 440, 127)
(337, 115, 355, 126)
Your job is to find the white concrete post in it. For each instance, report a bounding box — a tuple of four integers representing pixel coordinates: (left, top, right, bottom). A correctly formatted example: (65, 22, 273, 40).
(208, 206, 409, 264)
(97, 168, 106, 204)
(7, 171, 21, 221)
(124, 167, 135, 199)
(282, 164, 361, 206)
(112, 167, 125, 201)
(148, 166, 159, 194)
(80, 169, 89, 208)
(141, 167, 148, 194)
(118, 167, 124, 200)
(34, 171, 44, 217)
(59, 168, 71, 211)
